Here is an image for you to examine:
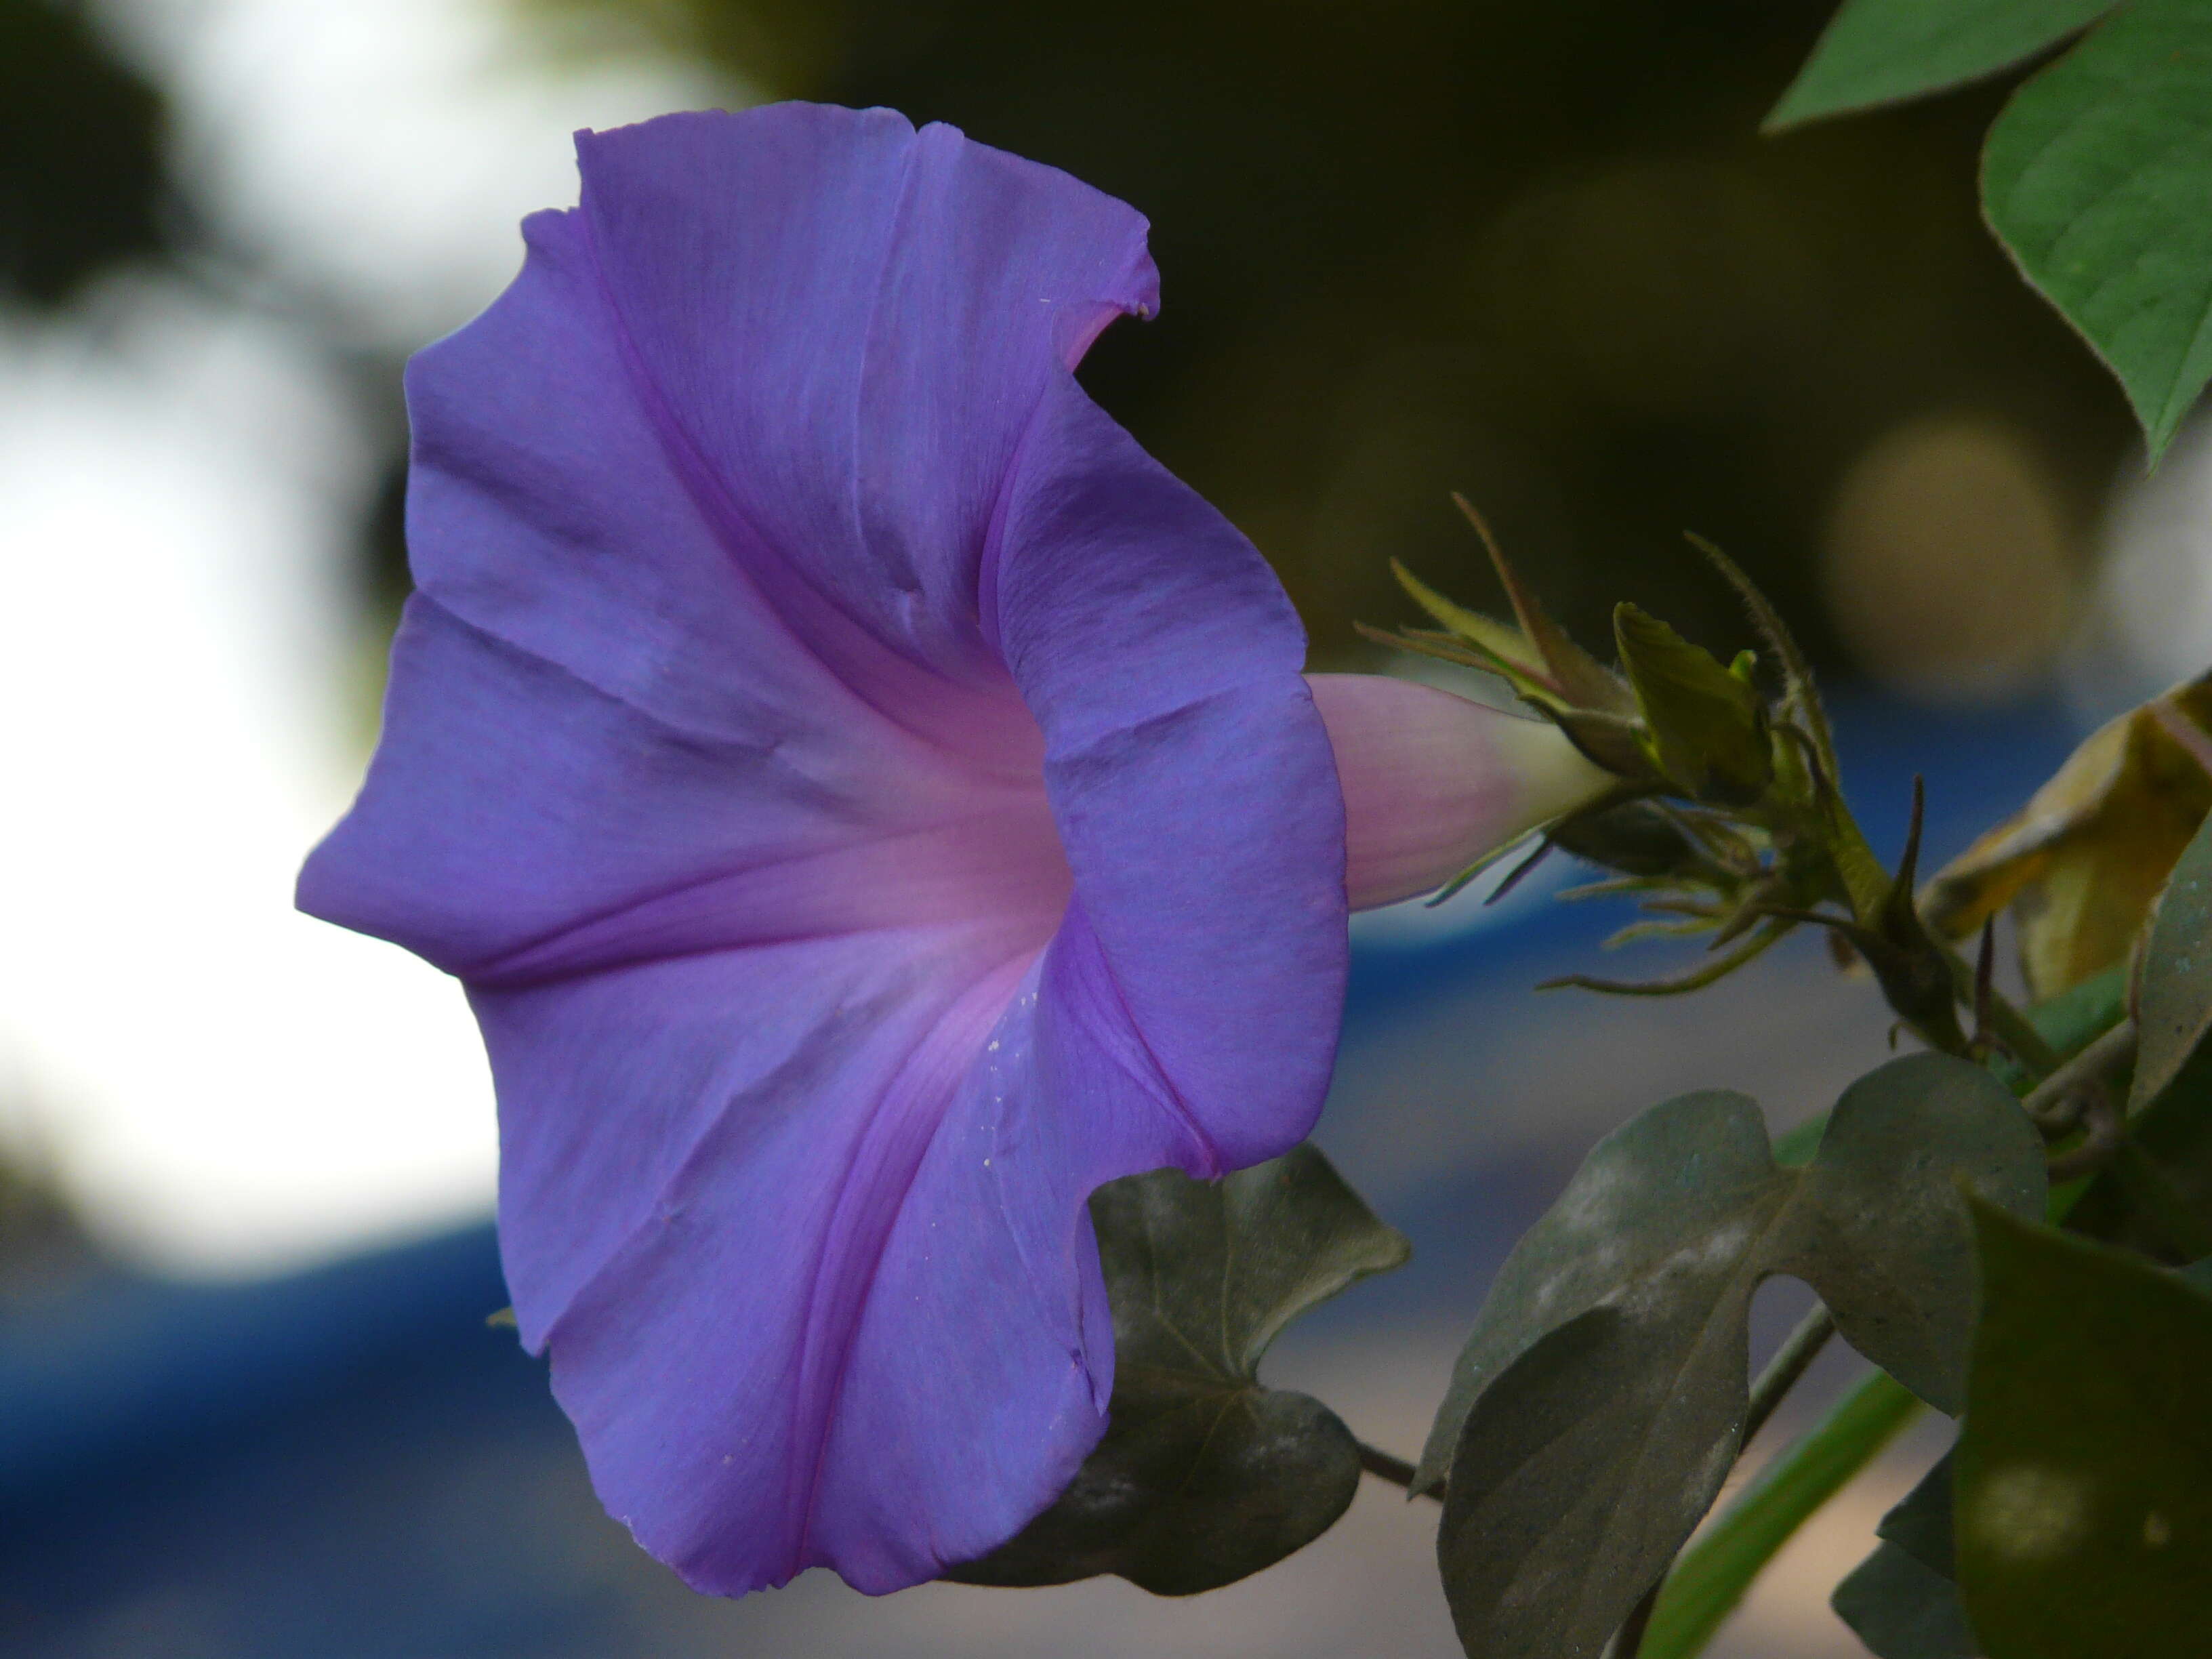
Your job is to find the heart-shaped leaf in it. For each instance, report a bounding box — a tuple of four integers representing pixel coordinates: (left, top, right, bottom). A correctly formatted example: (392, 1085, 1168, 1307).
(947, 1143, 1408, 1595)
(1425, 1056, 2041, 1658)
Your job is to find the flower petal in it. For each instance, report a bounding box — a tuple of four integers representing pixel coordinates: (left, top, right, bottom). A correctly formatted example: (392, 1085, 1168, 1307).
(300, 104, 1352, 1599)
(573, 104, 1160, 724)
(490, 901, 1225, 1594)
(299, 596, 1067, 979)
(302, 103, 1154, 970)
(994, 375, 1349, 1170)
(497, 375, 1351, 1593)
(1307, 673, 1614, 909)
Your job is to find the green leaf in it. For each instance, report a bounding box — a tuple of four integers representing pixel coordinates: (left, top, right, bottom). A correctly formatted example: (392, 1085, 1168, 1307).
(2133, 810, 2212, 1111)
(1613, 604, 1773, 804)
(2068, 813, 2212, 1254)
(1788, 1057, 2047, 1412)
(1416, 1088, 1778, 1498)
(1423, 1058, 2041, 1658)
(1987, 962, 2129, 1097)
(1767, 0, 2113, 131)
(1833, 1542, 1979, 1659)
(1831, 1455, 1978, 1659)
(947, 1144, 1408, 1595)
(1438, 1303, 1743, 1659)
(1881, 1452, 1962, 1576)
(1642, 1369, 1922, 1659)
(1646, 969, 2130, 1656)
(1420, 1055, 2039, 1489)
(1983, 0, 2212, 462)
(1770, 1111, 1828, 1166)
(1954, 1203, 2212, 1657)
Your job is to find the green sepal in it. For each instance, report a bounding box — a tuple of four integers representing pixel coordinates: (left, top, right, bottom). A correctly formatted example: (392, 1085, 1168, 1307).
(1612, 603, 1773, 805)
(1551, 708, 1663, 783)
(1453, 493, 1635, 716)
(1546, 798, 1719, 880)
(1389, 558, 1549, 686)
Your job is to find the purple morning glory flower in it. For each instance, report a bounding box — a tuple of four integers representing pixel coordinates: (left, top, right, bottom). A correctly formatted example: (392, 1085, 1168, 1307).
(300, 102, 1595, 1598)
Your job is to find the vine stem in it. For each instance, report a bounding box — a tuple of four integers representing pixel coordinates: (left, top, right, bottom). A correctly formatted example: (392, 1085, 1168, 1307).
(1611, 1303, 1837, 1659)
(1941, 943, 2060, 1077)
(1355, 1441, 1431, 1498)
(2030, 1020, 2138, 1181)
(2021, 1019, 2137, 1125)
(1742, 1303, 1839, 1444)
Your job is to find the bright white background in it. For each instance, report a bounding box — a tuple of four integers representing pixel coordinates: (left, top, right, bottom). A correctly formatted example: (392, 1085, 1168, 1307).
(0, 0, 731, 1273)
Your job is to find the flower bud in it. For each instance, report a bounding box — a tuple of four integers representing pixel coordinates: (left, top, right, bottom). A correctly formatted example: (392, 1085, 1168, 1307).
(1307, 673, 1615, 909)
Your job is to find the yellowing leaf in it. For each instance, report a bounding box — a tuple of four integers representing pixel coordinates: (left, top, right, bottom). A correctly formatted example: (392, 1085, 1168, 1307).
(1922, 672, 2212, 1000)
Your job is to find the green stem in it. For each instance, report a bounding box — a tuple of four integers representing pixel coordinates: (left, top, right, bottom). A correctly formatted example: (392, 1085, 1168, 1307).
(1636, 1368, 1921, 1659)
(1538, 919, 1790, 996)
(1944, 944, 2060, 1078)
(1741, 1305, 1837, 1445)
(1356, 1441, 1425, 1494)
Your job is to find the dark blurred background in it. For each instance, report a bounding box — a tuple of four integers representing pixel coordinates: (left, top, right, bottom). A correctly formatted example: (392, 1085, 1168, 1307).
(7, 0, 2148, 682)
(3, 0, 2204, 1654)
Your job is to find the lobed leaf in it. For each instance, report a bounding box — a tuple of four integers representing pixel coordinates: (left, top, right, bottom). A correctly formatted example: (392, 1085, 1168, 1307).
(948, 1143, 1408, 1595)
(1646, 977, 2127, 1657)
(1423, 1058, 2041, 1657)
